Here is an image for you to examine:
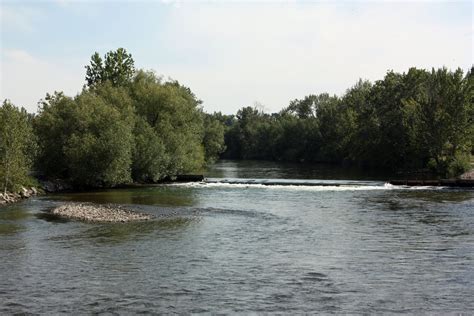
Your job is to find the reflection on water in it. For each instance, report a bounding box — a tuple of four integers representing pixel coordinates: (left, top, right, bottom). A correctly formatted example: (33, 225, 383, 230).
(48, 186, 196, 207)
(0, 223, 24, 235)
(204, 159, 399, 180)
(0, 205, 31, 221)
(0, 160, 473, 314)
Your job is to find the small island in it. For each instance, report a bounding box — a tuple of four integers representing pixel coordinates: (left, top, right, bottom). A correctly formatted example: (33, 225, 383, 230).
(50, 203, 153, 223)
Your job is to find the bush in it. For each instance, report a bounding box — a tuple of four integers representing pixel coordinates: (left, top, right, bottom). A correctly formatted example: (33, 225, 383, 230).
(0, 100, 35, 192)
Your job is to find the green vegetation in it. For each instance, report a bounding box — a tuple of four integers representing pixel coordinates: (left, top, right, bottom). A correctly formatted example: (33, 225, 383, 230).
(1, 48, 472, 191)
(0, 101, 36, 193)
(2, 48, 225, 189)
(219, 67, 473, 177)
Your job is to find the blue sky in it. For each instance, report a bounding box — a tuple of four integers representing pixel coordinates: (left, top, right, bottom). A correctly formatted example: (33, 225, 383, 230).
(1, 0, 472, 113)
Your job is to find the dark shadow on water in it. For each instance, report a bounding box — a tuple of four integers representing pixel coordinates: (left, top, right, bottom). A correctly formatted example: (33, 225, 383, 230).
(394, 189, 474, 203)
(46, 186, 197, 207)
(366, 189, 474, 211)
(0, 206, 31, 221)
(35, 211, 70, 223)
(0, 205, 30, 235)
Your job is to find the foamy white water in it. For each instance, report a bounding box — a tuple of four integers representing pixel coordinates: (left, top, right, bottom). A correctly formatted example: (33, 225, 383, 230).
(169, 180, 446, 191)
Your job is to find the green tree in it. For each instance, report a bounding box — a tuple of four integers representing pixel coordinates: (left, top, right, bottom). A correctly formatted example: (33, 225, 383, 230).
(85, 48, 135, 87)
(409, 68, 473, 176)
(203, 114, 226, 163)
(132, 117, 168, 182)
(34, 87, 134, 187)
(317, 95, 355, 162)
(0, 100, 35, 193)
(129, 70, 206, 176)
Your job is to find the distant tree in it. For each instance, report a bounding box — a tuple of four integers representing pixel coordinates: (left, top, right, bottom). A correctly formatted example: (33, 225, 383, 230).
(85, 53, 104, 87)
(203, 114, 226, 163)
(283, 95, 319, 119)
(85, 48, 135, 87)
(317, 95, 355, 162)
(220, 67, 471, 177)
(0, 100, 35, 193)
(409, 67, 473, 176)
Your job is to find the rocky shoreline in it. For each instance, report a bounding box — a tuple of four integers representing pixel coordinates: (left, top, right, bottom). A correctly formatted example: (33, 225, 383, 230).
(50, 203, 153, 223)
(0, 187, 39, 205)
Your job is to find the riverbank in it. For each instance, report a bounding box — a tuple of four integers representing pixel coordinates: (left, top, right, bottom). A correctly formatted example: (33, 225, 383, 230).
(50, 202, 153, 223)
(0, 187, 39, 205)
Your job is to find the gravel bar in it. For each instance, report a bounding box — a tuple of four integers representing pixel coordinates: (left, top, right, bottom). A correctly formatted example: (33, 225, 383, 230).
(51, 203, 153, 223)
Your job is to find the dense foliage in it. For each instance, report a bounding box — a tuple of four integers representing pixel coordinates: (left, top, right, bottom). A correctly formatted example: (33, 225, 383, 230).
(32, 48, 226, 187)
(34, 89, 134, 187)
(0, 101, 36, 192)
(1, 48, 471, 191)
(221, 67, 473, 177)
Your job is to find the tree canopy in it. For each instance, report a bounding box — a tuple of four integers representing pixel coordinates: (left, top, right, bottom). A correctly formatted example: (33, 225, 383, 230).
(32, 50, 226, 187)
(219, 67, 473, 177)
(85, 48, 135, 87)
(1, 48, 471, 192)
(0, 101, 35, 192)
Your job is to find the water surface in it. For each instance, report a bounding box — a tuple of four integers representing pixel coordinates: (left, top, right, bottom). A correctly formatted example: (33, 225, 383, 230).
(1, 160, 473, 313)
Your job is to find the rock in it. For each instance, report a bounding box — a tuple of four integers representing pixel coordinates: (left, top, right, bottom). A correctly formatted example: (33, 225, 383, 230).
(459, 170, 474, 180)
(20, 187, 30, 198)
(0, 187, 40, 206)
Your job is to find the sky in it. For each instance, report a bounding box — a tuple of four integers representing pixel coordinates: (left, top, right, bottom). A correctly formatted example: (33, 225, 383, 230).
(0, 0, 472, 114)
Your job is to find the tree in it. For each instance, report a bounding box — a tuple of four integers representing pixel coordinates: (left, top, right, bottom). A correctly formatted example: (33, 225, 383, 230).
(0, 100, 35, 193)
(85, 52, 104, 87)
(132, 117, 168, 182)
(64, 91, 133, 186)
(85, 48, 135, 87)
(409, 67, 473, 176)
(317, 95, 355, 162)
(203, 114, 226, 163)
(129, 70, 207, 176)
(34, 87, 134, 187)
(219, 67, 471, 177)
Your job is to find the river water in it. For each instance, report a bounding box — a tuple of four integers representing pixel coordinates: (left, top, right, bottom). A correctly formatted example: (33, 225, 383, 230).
(1, 160, 473, 314)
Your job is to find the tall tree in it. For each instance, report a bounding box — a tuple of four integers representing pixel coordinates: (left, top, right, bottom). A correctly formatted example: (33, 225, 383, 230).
(0, 101, 35, 193)
(85, 48, 135, 87)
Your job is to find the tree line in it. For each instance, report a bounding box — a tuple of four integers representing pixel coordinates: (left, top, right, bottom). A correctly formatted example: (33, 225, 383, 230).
(1, 48, 225, 191)
(216, 67, 473, 177)
(1, 49, 472, 192)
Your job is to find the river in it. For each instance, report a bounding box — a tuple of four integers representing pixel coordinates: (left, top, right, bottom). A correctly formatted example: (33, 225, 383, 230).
(1, 160, 473, 313)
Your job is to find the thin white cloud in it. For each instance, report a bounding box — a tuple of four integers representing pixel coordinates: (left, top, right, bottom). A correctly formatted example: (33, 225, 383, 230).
(0, 2, 471, 114)
(152, 2, 471, 113)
